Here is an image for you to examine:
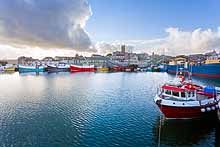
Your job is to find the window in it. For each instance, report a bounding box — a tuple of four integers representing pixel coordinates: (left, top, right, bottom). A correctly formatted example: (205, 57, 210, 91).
(188, 91, 194, 97)
(181, 92, 185, 97)
(191, 91, 195, 97)
(165, 90, 171, 95)
(172, 91, 179, 97)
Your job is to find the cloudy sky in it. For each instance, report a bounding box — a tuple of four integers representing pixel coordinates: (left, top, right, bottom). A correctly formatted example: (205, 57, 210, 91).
(0, 0, 220, 59)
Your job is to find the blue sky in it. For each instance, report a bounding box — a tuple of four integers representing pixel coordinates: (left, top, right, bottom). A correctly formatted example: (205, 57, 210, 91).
(86, 0, 220, 41)
(0, 0, 220, 58)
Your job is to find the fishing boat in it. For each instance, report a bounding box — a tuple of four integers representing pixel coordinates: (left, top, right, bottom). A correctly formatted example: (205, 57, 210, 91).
(3, 64, 15, 72)
(46, 63, 70, 72)
(111, 66, 124, 72)
(70, 64, 95, 72)
(149, 65, 160, 72)
(96, 67, 109, 72)
(18, 65, 45, 72)
(167, 55, 220, 78)
(154, 70, 220, 119)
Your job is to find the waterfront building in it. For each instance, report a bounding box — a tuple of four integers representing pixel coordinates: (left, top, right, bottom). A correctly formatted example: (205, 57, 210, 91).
(121, 45, 126, 53)
(54, 56, 75, 61)
(188, 54, 206, 64)
(18, 56, 40, 65)
(0, 59, 18, 65)
(0, 60, 8, 66)
(112, 45, 128, 62)
(42, 57, 55, 62)
(137, 53, 150, 61)
(126, 53, 139, 65)
(86, 55, 109, 67)
(41, 57, 57, 66)
(168, 55, 188, 65)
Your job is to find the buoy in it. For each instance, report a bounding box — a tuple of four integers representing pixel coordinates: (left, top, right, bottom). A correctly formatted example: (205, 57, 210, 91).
(201, 108, 206, 112)
(206, 107, 211, 112)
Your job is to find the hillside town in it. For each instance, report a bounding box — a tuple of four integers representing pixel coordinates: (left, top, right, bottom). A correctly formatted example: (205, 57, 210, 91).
(0, 45, 219, 70)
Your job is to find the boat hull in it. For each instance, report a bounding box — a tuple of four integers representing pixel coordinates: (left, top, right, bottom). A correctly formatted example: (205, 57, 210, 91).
(70, 65, 95, 72)
(96, 67, 109, 72)
(110, 66, 124, 72)
(18, 65, 44, 72)
(3, 67, 15, 72)
(167, 64, 220, 78)
(46, 65, 69, 72)
(156, 101, 219, 119)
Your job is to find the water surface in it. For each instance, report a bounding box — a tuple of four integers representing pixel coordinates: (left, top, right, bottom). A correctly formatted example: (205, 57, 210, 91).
(0, 72, 219, 147)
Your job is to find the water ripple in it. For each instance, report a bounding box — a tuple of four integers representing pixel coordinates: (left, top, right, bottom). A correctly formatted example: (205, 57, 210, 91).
(0, 72, 219, 147)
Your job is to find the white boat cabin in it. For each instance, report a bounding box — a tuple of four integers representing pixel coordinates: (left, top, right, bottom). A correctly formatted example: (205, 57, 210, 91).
(160, 85, 197, 101)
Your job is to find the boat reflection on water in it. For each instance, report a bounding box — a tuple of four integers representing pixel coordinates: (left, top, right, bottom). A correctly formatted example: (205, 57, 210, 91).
(153, 116, 219, 146)
(19, 72, 43, 76)
(0, 71, 15, 75)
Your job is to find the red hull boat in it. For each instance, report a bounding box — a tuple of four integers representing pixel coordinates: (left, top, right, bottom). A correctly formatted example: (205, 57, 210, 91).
(156, 101, 218, 119)
(154, 74, 220, 119)
(70, 65, 95, 72)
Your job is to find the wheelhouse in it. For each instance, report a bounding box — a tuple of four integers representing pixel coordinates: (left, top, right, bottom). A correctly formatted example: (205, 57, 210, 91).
(160, 84, 197, 100)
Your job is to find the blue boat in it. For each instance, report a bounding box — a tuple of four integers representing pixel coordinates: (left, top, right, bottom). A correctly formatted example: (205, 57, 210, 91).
(167, 57, 220, 78)
(18, 65, 45, 72)
(158, 64, 167, 72)
(45, 63, 70, 72)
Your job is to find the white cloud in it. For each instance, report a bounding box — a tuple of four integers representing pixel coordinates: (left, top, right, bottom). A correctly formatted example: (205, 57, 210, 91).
(0, 0, 95, 52)
(0, 44, 79, 59)
(97, 27, 220, 55)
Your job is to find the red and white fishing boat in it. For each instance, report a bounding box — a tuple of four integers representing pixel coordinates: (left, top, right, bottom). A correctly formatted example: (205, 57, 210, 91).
(154, 71, 220, 119)
(70, 64, 95, 72)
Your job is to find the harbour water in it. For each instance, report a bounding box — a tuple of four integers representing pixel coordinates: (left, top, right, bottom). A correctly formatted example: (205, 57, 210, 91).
(0, 72, 219, 147)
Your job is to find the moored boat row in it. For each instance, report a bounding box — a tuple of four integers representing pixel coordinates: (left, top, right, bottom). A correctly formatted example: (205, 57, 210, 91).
(16, 64, 111, 73)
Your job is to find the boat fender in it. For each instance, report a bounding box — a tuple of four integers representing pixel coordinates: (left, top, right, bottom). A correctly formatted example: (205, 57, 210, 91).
(201, 108, 206, 112)
(206, 107, 211, 112)
(211, 106, 215, 110)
